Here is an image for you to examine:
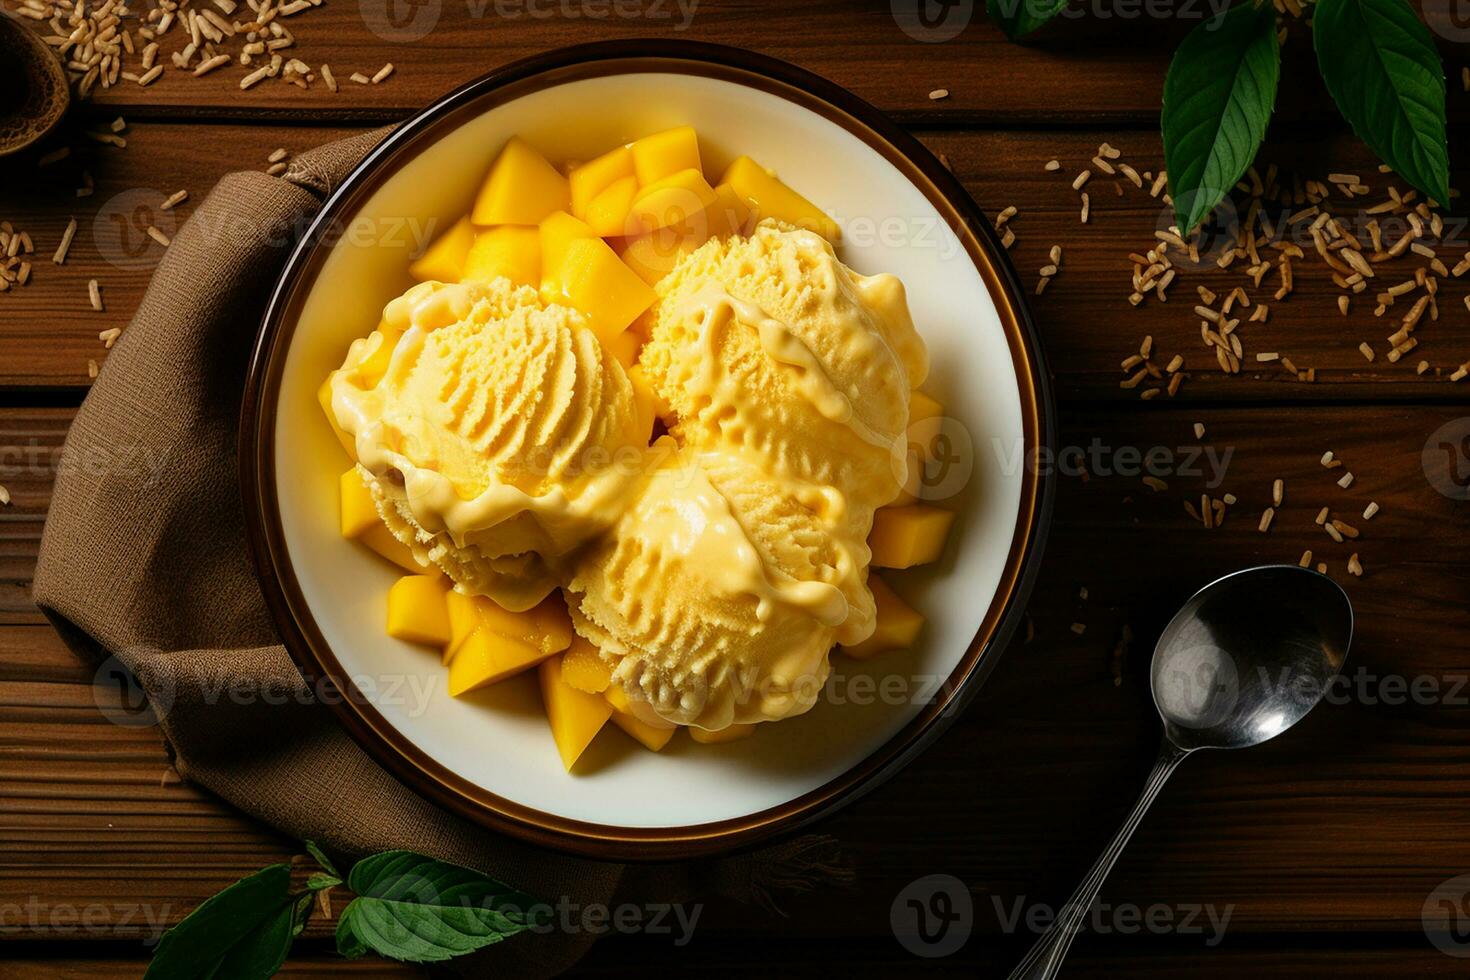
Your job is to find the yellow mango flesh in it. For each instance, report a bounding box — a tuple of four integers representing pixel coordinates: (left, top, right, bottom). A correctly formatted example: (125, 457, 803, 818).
(721, 155, 841, 242)
(840, 574, 924, 659)
(318, 377, 355, 459)
(550, 237, 656, 344)
(605, 329, 641, 370)
(408, 215, 475, 283)
(869, 504, 956, 569)
(619, 228, 701, 285)
(538, 210, 596, 303)
(539, 655, 614, 771)
(630, 168, 719, 233)
(561, 636, 613, 693)
(471, 137, 569, 226)
(569, 146, 635, 219)
(448, 629, 554, 695)
(893, 390, 947, 506)
(689, 723, 756, 744)
(583, 174, 640, 237)
(630, 125, 701, 185)
(627, 364, 670, 443)
(707, 182, 752, 238)
(909, 390, 944, 424)
(461, 225, 540, 288)
(444, 591, 573, 663)
(339, 468, 425, 573)
(386, 574, 451, 646)
(604, 684, 676, 752)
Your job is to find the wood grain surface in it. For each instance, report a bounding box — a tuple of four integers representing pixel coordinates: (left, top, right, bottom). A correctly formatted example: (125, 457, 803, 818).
(2, 0, 1469, 975)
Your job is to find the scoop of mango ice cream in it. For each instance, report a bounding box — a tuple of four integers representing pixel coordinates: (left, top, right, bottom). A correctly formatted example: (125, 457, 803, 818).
(638, 221, 929, 519)
(328, 278, 646, 611)
(567, 444, 873, 729)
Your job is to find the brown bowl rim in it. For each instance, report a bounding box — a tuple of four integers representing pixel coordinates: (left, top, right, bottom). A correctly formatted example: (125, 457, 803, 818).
(0, 16, 71, 157)
(240, 39, 1055, 861)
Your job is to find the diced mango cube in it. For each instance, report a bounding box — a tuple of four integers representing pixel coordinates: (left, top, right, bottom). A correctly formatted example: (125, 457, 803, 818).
(449, 629, 554, 695)
(605, 329, 641, 370)
(605, 684, 676, 752)
(550, 237, 656, 344)
(444, 589, 478, 662)
(721, 156, 841, 242)
(445, 591, 572, 661)
(628, 364, 671, 441)
(538, 210, 596, 303)
(361, 525, 425, 573)
(893, 391, 947, 506)
(461, 225, 540, 288)
(630, 126, 701, 185)
(583, 174, 640, 238)
(839, 575, 925, 659)
(630, 168, 719, 233)
(408, 215, 475, 283)
(340, 468, 426, 573)
(386, 574, 451, 646)
(688, 723, 756, 744)
(539, 655, 614, 771)
(569, 146, 635, 219)
(707, 182, 752, 238)
(619, 228, 702, 285)
(909, 390, 944, 424)
(318, 376, 355, 459)
(471, 137, 569, 226)
(561, 636, 613, 693)
(869, 504, 956, 569)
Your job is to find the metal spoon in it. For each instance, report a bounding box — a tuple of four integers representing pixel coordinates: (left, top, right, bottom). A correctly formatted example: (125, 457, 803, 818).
(1008, 564, 1353, 980)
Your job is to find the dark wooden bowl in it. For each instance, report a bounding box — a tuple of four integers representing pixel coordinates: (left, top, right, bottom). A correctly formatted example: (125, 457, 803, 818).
(0, 16, 70, 157)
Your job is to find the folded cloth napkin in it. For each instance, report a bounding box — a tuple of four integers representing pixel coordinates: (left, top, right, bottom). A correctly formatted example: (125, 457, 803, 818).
(32, 128, 847, 977)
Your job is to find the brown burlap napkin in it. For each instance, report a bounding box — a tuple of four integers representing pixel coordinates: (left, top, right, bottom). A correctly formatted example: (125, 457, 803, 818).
(32, 128, 847, 976)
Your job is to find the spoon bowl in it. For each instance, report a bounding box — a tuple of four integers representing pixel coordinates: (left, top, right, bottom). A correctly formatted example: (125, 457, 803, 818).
(1151, 565, 1353, 752)
(0, 16, 71, 157)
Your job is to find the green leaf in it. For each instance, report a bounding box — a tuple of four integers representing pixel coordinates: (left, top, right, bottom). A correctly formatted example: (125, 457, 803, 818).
(304, 840, 342, 879)
(1313, 0, 1449, 204)
(307, 872, 343, 893)
(145, 864, 299, 980)
(986, 0, 1069, 40)
(1162, 1, 1281, 233)
(335, 851, 547, 964)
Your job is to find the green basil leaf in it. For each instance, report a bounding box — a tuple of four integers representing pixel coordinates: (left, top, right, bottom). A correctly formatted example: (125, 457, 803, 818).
(306, 872, 343, 893)
(1313, 0, 1449, 204)
(986, 0, 1069, 40)
(335, 851, 547, 963)
(1162, 1, 1280, 233)
(145, 864, 298, 980)
(304, 840, 342, 879)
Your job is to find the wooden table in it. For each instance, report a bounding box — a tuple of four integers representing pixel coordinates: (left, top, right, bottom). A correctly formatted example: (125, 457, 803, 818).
(4, 2, 1470, 975)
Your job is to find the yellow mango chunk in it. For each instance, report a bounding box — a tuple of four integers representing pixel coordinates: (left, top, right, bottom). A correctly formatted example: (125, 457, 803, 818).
(869, 504, 956, 569)
(606, 329, 641, 370)
(340, 468, 425, 573)
(449, 629, 554, 695)
(840, 575, 924, 659)
(461, 225, 540, 288)
(551, 237, 656, 344)
(471, 137, 569, 226)
(569, 145, 635, 218)
(619, 228, 702, 286)
(893, 390, 947, 506)
(628, 364, 671, 442)
(721, 156, 841, 242)
(444, 589, 477, 662)
(605, 684, 677, 752)
(386, 574, 451, 647)
(561, 636, 613, 693)
(583, 174, 640, 238)
(909, 390, 944, 424)
(318, 377, 355, 459)
(707, 182, 752, 238)
(408, 215, 475, 283)
(630, 168, 719, 233)
(444, 591, 573, 663)
(538, 210, 596, 303)
(689, 723, 756, 744)
(539, 655, 614, 771)
(630, 126, 701, 185)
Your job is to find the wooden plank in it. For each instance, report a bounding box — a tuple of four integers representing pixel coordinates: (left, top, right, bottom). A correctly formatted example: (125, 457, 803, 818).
(3, 402, 1470, 943)
(5, 124, 1469, 397)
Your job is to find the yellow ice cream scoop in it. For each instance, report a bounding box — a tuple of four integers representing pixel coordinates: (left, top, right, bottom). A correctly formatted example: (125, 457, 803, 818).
(328, 279, 647, 610)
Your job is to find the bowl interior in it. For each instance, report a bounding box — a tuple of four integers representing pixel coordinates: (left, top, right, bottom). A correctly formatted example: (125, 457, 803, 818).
(273, 68, 1028, 832)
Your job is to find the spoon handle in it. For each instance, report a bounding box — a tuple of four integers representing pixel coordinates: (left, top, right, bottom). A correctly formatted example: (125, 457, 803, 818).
(1007, 740, 1192, 980)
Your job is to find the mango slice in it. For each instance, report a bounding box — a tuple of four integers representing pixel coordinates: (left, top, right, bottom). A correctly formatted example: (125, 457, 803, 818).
(605, 329, 641, 370)
(339, 468, 424, 573)
(619, 229, 700, 286)
(869, 504, 956, 569)
(689, 723, 756, 744)
(569, 146, 635, 219)
(605, 684, 677, 752)
(471, 137, 569, 226)
(894, 390, 947, 506)
(839, 574, 924, 659)
(561, 636, 613, 694)
(630, 168, 719, 233)
(538, 210, 597, 303)
(630, 126, 701, 185)
(318, 377, 355, 459)
(583, 174, 640, 238)
(909, 390, 944, 424)
(721, 156, 841, 242)
(461, 225, 540, 288)
(707, 182, 752, 238)
(628, 364, 671, 442)
(386, 574, 451, 647)
(408, 215, 475, 283)
(444, 591, 573, 664)
(549, 237, 656, 344)
(448, 629, 554, 695)
(539, 655, 614, 771)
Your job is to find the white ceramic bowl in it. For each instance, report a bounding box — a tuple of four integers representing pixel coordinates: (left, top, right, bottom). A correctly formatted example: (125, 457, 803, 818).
(242, 42, 1052, 859)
